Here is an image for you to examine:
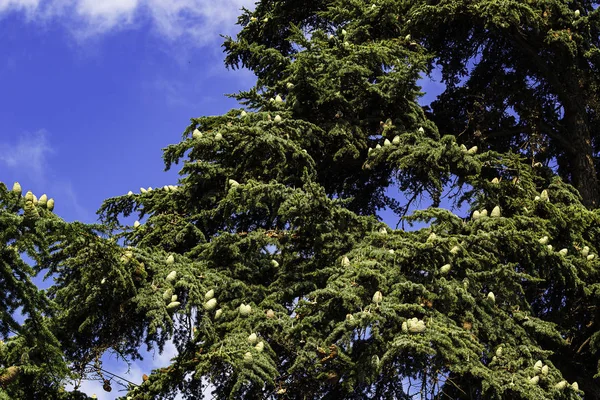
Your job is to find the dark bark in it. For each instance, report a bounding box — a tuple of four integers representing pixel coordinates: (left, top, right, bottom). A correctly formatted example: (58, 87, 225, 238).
(507, 29, 600, 207)
(563, 99, 600, 208)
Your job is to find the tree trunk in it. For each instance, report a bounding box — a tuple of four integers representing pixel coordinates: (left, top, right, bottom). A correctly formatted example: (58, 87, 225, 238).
(563, 104, 599, 208)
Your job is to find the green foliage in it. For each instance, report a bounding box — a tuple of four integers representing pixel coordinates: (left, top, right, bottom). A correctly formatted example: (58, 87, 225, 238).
(0, 183, 89, 398)
(4, 0, 600, 399)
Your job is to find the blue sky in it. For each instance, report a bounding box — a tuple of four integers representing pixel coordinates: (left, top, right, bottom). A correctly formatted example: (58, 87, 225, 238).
(0, 0, 256, 225)
(0, 1, 445, 398)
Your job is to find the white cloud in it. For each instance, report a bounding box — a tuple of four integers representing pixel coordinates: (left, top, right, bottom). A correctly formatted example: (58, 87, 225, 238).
(0, 129, 53, 181)
(51, 180, 95, 222)
(76, 0, 138, 19)
(0, 0, 39, 14)
(74, 379, 108, 400)
(0, 130, 95, 222)
(0, 0, 256, 46)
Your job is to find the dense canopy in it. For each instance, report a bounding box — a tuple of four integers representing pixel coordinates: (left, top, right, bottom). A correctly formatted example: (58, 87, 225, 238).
(2, 1, 600, 399)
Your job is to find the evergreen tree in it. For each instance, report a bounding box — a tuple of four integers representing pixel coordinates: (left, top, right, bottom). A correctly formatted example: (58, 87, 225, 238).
(0, 183, 88, 399)
(2, 1, 600, 399)
(409, 0, 600, 208)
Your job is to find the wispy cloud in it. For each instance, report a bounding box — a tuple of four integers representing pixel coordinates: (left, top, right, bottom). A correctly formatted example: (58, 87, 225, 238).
(51, 180, 95, 222)
(0, 129, 53, 181)
(0, 130, 94, 222)
(0, 0, 256, 46)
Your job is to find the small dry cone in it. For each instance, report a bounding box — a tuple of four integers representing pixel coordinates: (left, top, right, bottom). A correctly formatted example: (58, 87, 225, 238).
(266, 309, 275, 319)
(0, 366, 20, 386)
